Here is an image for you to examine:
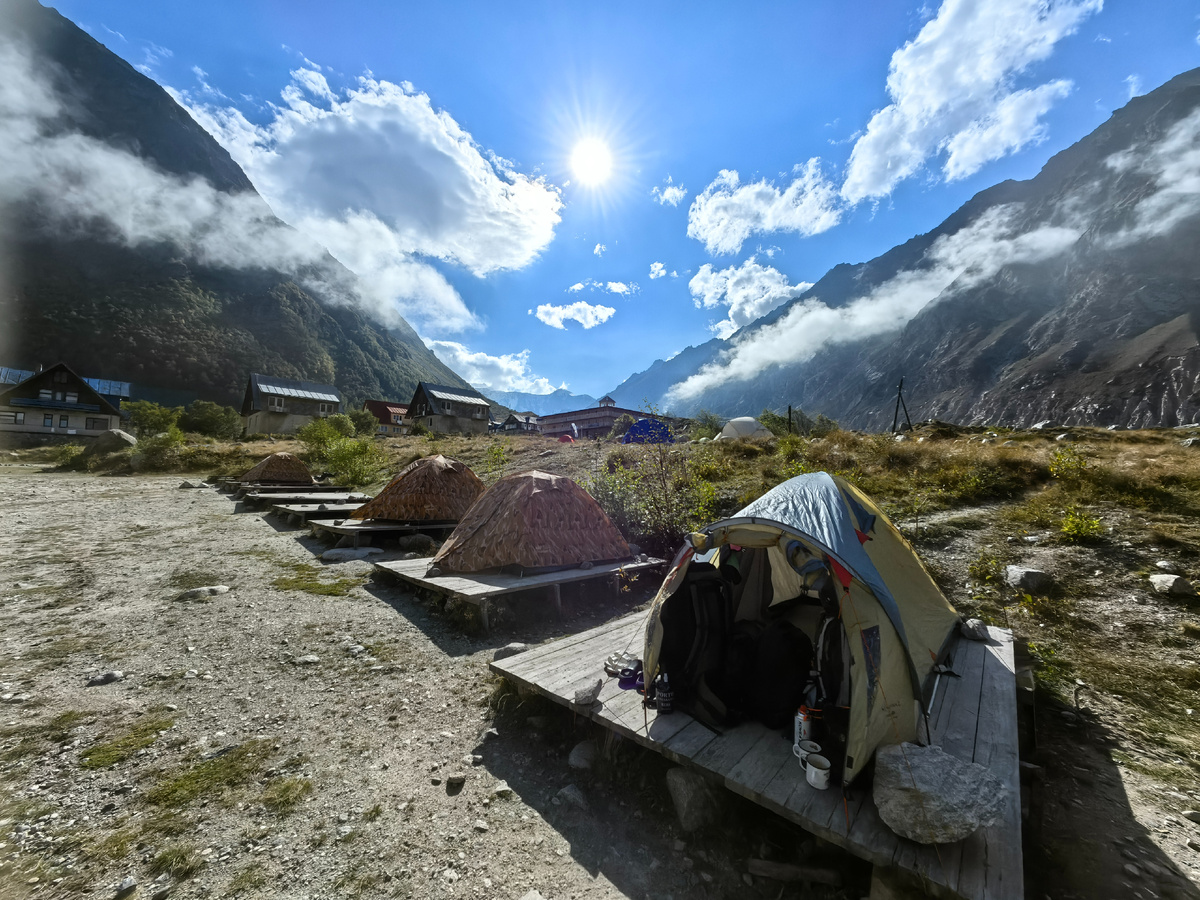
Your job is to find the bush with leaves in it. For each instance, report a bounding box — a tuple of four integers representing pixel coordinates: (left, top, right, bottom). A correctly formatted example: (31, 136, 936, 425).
(139, 425, 186, 469)
(322, 437, 386, 488)
(178, 400, 241, 440)
(347, 408, 381, 436)
(326, 413, 356, 437)
(296, 418, 345, 461)
(690, 409, 723, 440)
(124, 400, 182, 438)
(1060, 506, 1104, 542)
(608, 414, 636, 440)
(483, 440, 510, 484)
(810, 413, 839, 438)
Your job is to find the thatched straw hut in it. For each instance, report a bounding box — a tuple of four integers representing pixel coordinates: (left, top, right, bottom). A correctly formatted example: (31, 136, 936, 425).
(241, 451, 314, 484)
(349, 455, 484, 522)
(429, 470, 631, 575)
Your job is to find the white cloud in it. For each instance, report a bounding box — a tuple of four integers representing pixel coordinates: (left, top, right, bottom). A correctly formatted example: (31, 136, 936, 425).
(688, 258, 813, 339)
(652, 176, 688, 207)
(567, 281, 585, 292)
(1104, 107, 1200, 246)
(533, 301, 616, 330)
(842, 0, 1101, 203)
(426, 340, 555, 393)
(176, 63, 563, 334)
(686, 160, 842, 256)
(594, 243, 606, 257)
(649, 261, 667, 279)
(1124, 75, 1142, 99)
(565, 279, 640, 296)
(669, 206, 1081, 401)
(606, 281, 637, 295)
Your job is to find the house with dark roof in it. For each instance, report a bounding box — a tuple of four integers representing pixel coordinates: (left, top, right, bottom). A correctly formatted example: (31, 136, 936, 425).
(536, 394, 652, 440)
(241, 373, 342, 435)
(362, 399, 409, 436)
(502, 412, 540, 433)
(407, 382, 490, 435)
(0, 363, 123, 441)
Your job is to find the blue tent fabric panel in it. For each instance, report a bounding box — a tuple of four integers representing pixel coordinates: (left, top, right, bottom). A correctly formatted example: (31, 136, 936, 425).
(621, 418, 674, 444)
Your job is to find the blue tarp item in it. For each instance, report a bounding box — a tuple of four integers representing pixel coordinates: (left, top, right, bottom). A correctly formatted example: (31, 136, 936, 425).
(621, 418, 674, 444)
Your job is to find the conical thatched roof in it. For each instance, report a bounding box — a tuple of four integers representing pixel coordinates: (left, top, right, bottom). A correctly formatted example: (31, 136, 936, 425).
(241, 452, 314, 484)
(349, 455, 484, 522)
(430, 470, 631, 574)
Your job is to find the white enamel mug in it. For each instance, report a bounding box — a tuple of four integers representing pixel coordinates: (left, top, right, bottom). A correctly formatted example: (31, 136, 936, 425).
(804, 753, 832, 790)
(792, 740, 822, 767)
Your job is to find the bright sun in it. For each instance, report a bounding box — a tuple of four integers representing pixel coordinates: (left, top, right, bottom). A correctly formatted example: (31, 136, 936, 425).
(570, 138, 613, 186)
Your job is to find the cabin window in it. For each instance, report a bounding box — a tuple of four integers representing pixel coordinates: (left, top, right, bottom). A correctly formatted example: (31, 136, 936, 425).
(318, 402, 334, 416)
(442, 402, 452, 413)
(0, 412, 25, 425)
(43, 414, 53, 427)
(86, 417, 108, 430)
(53, 370, 69, 383)
(65, 392, 78, 403)
(38, 389, 52, 399)
(267, 395, 285, 411)
(59, 415, 69, 428)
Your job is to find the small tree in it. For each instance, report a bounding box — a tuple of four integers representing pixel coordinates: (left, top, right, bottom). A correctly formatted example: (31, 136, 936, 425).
(691, 409, 722, 440)
(608, 414, 636, 440)
(348, 408, 381, 436)
(124, 400, 182, 438)
(758, 408, 790, 436)
(810, 413, 839, 438)
(179, 400, 241, 440)
(326, 413, 356, 437)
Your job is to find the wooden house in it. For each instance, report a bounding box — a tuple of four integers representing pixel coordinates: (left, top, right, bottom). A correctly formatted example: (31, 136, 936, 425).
(407, 382, 490, 435)
(241, 373, 342, 435)
(502, 412, 540, 433)
(362, 400, 409, 435)
(0, 363, 123, 440)
(536, 395, 649, 440)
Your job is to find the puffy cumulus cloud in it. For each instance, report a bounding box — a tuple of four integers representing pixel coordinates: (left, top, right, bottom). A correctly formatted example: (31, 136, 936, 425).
(688, 258, 813, 340)
(425, 340, 555, 393)
(566, 279, 640, 296)
(652, 175, 688, 207)
(177, 63, 563, 333)
(594, 243, 606, 257)
(668, 206, 1081, 401)
(533, 301, 616, 330)
(842, 0, 1100, 203)
(1104, 107, 1200, 246)
(649, 261, 667, 279)
(567, 282, 585, 292)
(686, 160, 842, 256)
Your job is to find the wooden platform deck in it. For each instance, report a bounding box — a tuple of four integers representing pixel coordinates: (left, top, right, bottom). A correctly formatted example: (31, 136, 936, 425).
(373, 557, 667, 633)
(269, 503, 365, 525)
(225, 481, 339, 496)
(309, 519, 457, 547)
(240, 491, 369, 507)
(490, 612, 1022, 900)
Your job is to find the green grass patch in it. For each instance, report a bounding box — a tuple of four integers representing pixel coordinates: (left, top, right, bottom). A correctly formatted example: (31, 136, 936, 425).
(1, 710, 90, 762)
(261, 776, 313, 815)
(271, 562, 362, 597)
(146, 740, 273, 808)
(363, 802, 383, 822)
(82, 717, 174, 769)
(228, 864, 269, 894)
(149, 842, 205, 880)
(90, 827, 137, 863)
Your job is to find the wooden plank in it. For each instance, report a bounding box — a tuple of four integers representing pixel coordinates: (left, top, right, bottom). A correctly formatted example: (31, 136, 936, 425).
(498, 615, 646, 684)
(725, 728, 795, 802)
(270, 503, 362, 522)
(691, 721, 771, 780)
(660, 719, 720, 764)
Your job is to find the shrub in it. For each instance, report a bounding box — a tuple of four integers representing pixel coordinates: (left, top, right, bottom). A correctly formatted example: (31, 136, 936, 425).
(1060, 506, 1104, 542)
(125, 400, 182, 438)
(322, 437, 386, 487)
(347, 408, 380, 436)
(608, 414, 636, 440)
(409, 421, 429, 437)
(178, 400, 241, 440)
(810, 413, 839, 438)
(1048, 446, 1088, 481)
(326, 413, 356, 437)
(691, 409, 723, 440)
(484, 441, 510, 483)
(139, 425, 186, 469)
(296, 418, 344, 461)
(53, 443, 86, 467)
(758, 408, 792, 436)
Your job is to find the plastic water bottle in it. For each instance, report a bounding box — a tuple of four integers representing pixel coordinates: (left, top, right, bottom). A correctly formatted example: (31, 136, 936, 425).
(656, 673, 673, 715)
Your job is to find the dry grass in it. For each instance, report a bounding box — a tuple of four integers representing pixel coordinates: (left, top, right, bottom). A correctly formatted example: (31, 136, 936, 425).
(82, 716, 174, 768)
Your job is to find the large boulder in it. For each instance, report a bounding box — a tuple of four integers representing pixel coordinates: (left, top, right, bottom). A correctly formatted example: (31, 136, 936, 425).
(1004, 566, 1052, 594)
(874, 743, 1006, 844)
(90, 429, 137, 453)
(1149, 574, 1197, 597)
(665, 767, 723, 832)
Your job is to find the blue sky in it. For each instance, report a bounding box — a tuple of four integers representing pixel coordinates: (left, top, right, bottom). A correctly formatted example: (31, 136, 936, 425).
(49, 0, 1200, 398)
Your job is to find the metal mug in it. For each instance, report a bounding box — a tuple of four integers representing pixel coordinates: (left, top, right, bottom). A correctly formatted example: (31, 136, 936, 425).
(792, 740, 821, 767)
(804, 753, 832, 790)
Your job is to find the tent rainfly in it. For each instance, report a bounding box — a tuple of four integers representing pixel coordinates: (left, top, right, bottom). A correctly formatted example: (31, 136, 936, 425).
(714, 416, 773, 441)
(240, 452, 314, 484)
(641, 472, 959, 787)
(349, 455, 484, 522)
(428, 470, 631, 575)
(620, 418, 674, 444)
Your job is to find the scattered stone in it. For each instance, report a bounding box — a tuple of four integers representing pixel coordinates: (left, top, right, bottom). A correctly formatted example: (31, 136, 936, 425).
(151, 888, 172, 900)
(1182, 810, 1200, 824)
(874, 743, 1006, 844)
(555, 784, 588, 811)
(320, 547, 383, 562)
(665, 767, 722, 832)
(573, 678, 604, 708)
(87, 671, 124, 687)
(115, 875, 137, 896)
(893, 434, 909, 443)
(482, 727, 500, 741)
(1004, 566, 1053, 593)
(568, 740, 598, 771)
(1149, 574, 1197, 597)
(1156, 560, 1181, 574)
(293, 655, 320, 666)
(959, 618, 990, 641)
(174, 585, 230, 602)
(178, 481, 206, 489)
(1002, 440, 1018, 447)
(426, 567, 443, 578)
(492, 643, 529, 662)
(1182, 438, 1200, 448)
(431, 777, 443, 786)
(396, 534, 437, 553)
(538, 450, 554, 457)
(473, 819, 489, 832)
(517, 891, 546, 900)
(1055, 433, 1073, 442)
(489, 781, 513, 799)
(1188, 838, 1200, 852)
(446, 773, 466, 788)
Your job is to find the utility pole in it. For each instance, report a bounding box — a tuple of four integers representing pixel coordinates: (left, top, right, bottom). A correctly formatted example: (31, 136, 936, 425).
(892, 378, 913, 433)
